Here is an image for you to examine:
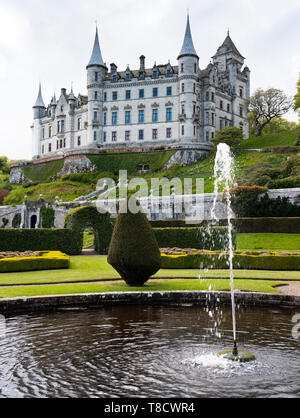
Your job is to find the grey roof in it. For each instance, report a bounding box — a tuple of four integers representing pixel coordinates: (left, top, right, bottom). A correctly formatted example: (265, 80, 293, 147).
(51, 94, 57, 106)
(69, 87, 75, 100)
(87, 27, 104, 67)
(214, 33, 245, 59)
(33, 83, 45, 108)
(178, 15, 198, 59)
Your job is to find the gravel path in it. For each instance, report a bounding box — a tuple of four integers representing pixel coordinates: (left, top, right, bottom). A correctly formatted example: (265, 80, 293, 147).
(277, 282, 300, 296)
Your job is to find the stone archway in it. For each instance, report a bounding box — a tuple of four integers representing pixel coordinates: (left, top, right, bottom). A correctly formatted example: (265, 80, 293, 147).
(64, 206, 114, 255)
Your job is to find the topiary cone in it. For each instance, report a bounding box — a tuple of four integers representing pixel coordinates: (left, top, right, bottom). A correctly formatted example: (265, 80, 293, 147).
(108, 199, 161, 286)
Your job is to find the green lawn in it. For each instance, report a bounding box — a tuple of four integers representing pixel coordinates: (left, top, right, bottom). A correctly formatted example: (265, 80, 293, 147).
(0, 256, 299, 288)
(237, 233, 300, 251)
(0, 278, 284, 299)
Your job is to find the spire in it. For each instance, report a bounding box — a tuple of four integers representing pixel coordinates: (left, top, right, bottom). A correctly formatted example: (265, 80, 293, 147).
(87, 27, 104, 68)
(69, 86, 75, 100)
(178, 13, 198, 59)
(33, 83, 45, 108)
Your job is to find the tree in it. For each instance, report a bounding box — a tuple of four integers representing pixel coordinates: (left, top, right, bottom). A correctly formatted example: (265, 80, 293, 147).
(0, 157, 9, 174)
(247, 88, 293, 136)
(294, 74, 300, 113)
(248, 113, 298, 136)
(211, 126, 243, 148)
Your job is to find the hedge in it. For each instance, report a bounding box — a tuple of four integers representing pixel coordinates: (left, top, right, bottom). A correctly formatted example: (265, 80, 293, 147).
(154, 227, 236, 251)
(231, 218, 300, 233)
(151, 218, 300, 234)
(0, 251, 69, 273)
(0, 229, 82, 255)
(161, 251, 300, 271)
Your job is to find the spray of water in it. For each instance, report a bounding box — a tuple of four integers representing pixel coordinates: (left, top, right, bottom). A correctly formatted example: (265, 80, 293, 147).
(211, 143, 237, 343)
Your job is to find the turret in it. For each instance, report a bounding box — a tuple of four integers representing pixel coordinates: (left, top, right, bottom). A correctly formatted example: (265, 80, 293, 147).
(86, 27, 106, 146)
(177, 14, 199, 143)
(50, 94, 57, 120)
(68, 87, 75, 115)
(32, 83, 46, 158)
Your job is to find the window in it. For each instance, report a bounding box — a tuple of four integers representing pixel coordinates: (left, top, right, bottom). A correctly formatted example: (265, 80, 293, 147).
(240, 106, 244, 117)
(152, 109, 158, 122)
(194, 63, 197, 73)
(126, 90, 131, 100)
(94, 131, 97, 141)
(153, 70, 158, 78)
(181, 104, 185, 115)
(167, 87, 172, 96)
(63, 138, 66, 148)
(139, 129, 144, 140)
(212, 113, 215, 126)
(126, 72, 131, 81)
(220, 100, 223, 110)
(104, 92, 107, 102)
(103, 112, 107, 125)
(181, 125, 185, 136)
(112, 131, 117, 142)
(61, 105, 64, 112)
(61, 120, 65, 133)
(227, 103, 230, 112)
(125, 111, 131, 124)
(48, 144, 52, 153)
(139, 89, 144, 98)
(77, 118, 81, 130)
(166, 108, 172, 121)
(139, 110, 144, 123)
(153, 88, 158, 97)
(125, 131, 130, 141)
(167, 68, 172, 76)
(206, 91, 210, 101)
(205, 112, 209, 125)
(193, 83, 196, 94)
(211, 92, 215, 102)
(112, 91, 118, 101)
(77, 136, 81, 146)
(42, 128, 45, 139)
(194, 126, 196, 136)
(94, 91, 98, 100)
(112, 112, 118, 125)
(112, 74, 117, 82)
(220, 119, 224, 129)
(206, 131, 209, 142)
(211, 132, 215, 139)
(103, 132, 107, 142)
(95, 72, 98, 82)
(49, 126, 52, 137)
(181, 83, 185, 93)
(152, 129, 158, 140)
(56, 140, 59, 149)
(166, 128, 172, 139)
(193, 105, 196, 115)
(93, 111, 98, 121)
(42, 145, 44, 154)
(240, 88, 243, 98)
(181, 63, 184, 73)
(60, 139, 63, 148)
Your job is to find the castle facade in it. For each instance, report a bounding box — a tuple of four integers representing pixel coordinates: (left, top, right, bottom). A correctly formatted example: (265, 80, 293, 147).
(32, 15, 250, 159)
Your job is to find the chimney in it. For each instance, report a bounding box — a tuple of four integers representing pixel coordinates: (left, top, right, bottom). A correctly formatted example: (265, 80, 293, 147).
(140, 55, 145, 71)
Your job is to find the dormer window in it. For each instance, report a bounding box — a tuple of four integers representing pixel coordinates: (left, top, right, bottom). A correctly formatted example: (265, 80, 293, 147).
(113, 74, 117, 82)
(153, 70, 158, 78)
(126, 72, 131, 81)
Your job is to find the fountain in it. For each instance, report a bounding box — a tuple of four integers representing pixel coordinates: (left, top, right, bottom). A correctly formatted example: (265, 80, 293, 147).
(211, 143, 256, 363)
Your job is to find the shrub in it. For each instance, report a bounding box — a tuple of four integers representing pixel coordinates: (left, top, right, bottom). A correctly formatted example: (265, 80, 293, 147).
(0, 251, 69, 273)
(161, 251, 300, 271)
(231, 217, 300, 233)
(269, 175, 300, 189)
(64, 206, 113, 255)
(153, 227, 236, 251)
(237, 163, 282, 187)
(12, 213, 21, 228)
(108, 199, 162, 286)
(283, 155, 300, 177)
(228, 186, 268, 218)
(0, 188, 9, 205)
(0, 229, 82, 255)
(211, 127, 243, 148)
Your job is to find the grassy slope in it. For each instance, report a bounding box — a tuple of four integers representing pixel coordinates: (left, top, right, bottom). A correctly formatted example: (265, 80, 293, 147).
(238, 130, 299, 149)
(22, 159, 64, 182)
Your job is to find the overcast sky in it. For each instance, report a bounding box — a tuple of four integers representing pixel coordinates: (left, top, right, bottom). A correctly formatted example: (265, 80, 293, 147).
(0, 0, 299, 160)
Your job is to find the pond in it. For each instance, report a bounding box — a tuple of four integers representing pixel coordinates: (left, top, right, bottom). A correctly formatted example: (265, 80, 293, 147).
(0, 305, 299, 398)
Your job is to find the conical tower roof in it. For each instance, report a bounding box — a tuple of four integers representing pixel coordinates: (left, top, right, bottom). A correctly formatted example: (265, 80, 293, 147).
(178, 14, 198, 59)
(33, 83, 45, 108)
(87, 27, 104, 68)
(214, 32, 245, 59)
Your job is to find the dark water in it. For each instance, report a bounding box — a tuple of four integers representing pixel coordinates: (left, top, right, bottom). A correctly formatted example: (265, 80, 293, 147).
(0, 305, 299, 398)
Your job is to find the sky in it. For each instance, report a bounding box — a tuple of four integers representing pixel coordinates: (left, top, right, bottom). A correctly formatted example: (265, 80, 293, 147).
(0, 0, 299, 160)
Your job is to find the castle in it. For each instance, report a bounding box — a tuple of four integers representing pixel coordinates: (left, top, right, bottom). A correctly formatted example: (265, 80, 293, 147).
(31, 15, 250, 159)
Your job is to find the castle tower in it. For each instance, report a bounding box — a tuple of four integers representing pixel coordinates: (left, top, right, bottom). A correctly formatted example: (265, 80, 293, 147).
(177, 14, 200, 144)
(32, 83, 46, 158)
(50, 94, 57, 121)
(86, 27, 107, 146)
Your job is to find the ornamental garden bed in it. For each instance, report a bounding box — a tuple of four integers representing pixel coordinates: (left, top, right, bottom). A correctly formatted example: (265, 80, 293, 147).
(0, 251, 70, 273)
(161, 249, 300, 271)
